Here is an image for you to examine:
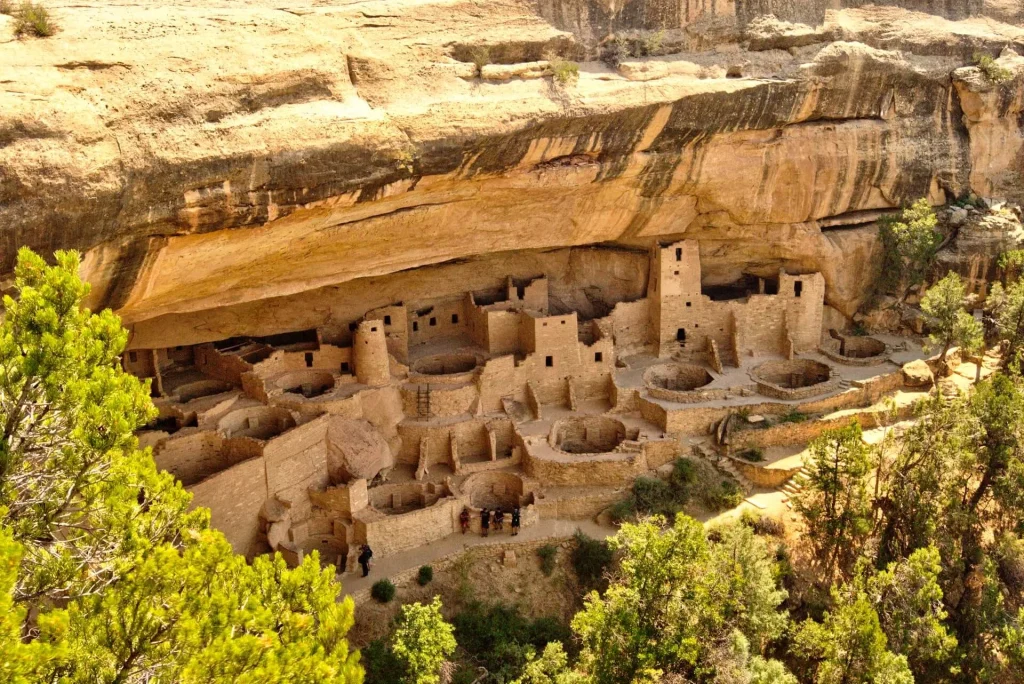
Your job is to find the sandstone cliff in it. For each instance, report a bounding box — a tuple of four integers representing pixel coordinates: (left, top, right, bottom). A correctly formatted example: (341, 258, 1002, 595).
(1, 1, 1022, 346)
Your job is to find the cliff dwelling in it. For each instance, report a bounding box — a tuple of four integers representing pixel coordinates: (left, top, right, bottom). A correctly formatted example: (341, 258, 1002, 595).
(122, 239, 938, 571)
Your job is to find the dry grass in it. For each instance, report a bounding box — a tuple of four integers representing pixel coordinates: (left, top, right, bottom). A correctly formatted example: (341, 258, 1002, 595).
(10, 1, 56, 37)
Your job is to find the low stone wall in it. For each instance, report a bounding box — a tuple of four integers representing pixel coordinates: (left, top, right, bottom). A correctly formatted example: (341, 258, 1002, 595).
(725, 454, 801, 488)
(534, 488, 625, 520)
(751, 359, 841, 400)
(356, 496, 462, 557)
(523, 447, 647, 487)
(730, 401, 919, 450)
(820, 336, 890, 366)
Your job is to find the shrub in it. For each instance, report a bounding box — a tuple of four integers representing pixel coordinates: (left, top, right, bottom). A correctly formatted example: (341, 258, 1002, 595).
(417, 564, 433, 586)
(469, 45, 490, 76)
(537, 544, 558, 576)
(547, 55, 579, 84)
(452, 601, 572, 682)
(739, 447, 765, 462)
(362, 638, 405, 684)
(701, 478, 745, 511)
(571, 529, 613, 592)
(631, 476, 677, 517)
(669, 456, 697, 491)
(974, 52, 1013, 83)
(371, 578, 396, 603)
(13, 1, 55, 37)
(753, 515, 785, 537)
(608, 498, 636, 523)
(779, 409, 808, 424)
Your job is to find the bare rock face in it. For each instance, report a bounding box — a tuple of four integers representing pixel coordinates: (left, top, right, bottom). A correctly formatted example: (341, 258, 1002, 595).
(325, 417, 394, 484)
(1, 1, 1023, 344)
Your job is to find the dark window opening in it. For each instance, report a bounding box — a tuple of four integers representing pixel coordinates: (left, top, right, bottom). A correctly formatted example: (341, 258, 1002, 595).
(370, 326, 377, 332)
(129, 351, 138, 363)
(384, 315, 391, 325)
(304, 352, 313, 368)
(794, 281, 803, 298)
(341, 362, 350, 373)
(595, 352, 603, 363)
(413, 321, 419, 332)
(703, 274, 759, 302)
(451, 314, 459, 324)
(429, 317, 437, 327)
(763, 277, 780, 295)
(545, 356, 554, 367)
(686, 302, 691, 308)
(674, 271, 680, 276)
(676, 328, 686, 343)
(517, 284, 526, 299)
(561, 320, 566, 325)
(675, 247, 682, 261)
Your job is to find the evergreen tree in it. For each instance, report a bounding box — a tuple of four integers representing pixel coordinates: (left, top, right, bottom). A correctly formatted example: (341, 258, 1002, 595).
(987, 277, 1024, 369)
(0, 248, 362, 682)
(877, 199, 943, 300)
(793, 423, 873, 579)
(390, 597, 457, 684)
(920, 272, 983, 372)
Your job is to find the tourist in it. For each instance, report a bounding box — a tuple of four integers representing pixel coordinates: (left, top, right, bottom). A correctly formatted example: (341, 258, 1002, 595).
(459, 506, 470, 534)
(358, 544, 373, 578)
(480, 508, 490, 537)
(494, 508, 505, 532)
(511, 506, 521, 536)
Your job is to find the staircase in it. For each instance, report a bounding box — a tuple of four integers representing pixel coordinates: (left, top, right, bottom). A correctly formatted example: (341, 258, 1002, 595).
(717, 457, 754, 494)
(416, 385, 431, 418)
(837, 378, 852, 391)
(780, 467, 808, 509)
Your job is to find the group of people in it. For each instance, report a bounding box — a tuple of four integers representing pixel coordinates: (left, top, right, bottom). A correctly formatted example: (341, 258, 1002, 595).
(357, 504, 523, 579)
(460, 505, 521, 537)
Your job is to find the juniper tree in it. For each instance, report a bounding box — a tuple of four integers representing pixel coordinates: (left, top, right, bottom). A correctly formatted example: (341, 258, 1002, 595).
(920, 271, 983, 372)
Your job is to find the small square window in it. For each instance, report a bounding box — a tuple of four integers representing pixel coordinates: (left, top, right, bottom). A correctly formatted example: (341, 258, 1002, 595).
(451, 314, 459, 324)
(543, 322, 548, 327)
(429, 317, 437, 327)
(370, 326, 377, 332)
(545, 356, 554, 367)
(304, 352, 313, 367)
(129, 351, 137, 363)
(686, 302, 691, 307)
(595, 352, 603, 363)
(413, 321, 419, 332)
(561, 320, 566, 325)
(384, 315, 391, 325)
(341, 362, 350, 373)
(674, 270, 679, 276)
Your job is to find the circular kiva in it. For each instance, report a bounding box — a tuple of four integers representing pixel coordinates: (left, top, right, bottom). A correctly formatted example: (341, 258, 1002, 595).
(643, 362, 714, 392)
(751, 359, 838, 400)
(275, 369, 336, 398)
(173, 379, 234, 403)
(550, 415, 627, 455)
(217, 406, 296, 440)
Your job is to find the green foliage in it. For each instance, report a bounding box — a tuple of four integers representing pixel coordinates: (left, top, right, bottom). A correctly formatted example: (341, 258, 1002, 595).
(702, 477, 745, 511)
(372, 578, 396, 603)
(453, 601, 572, 684)
(611, 457, 724, 522)
(363, 638, 406, 684)
(418, 564, 434, 586)
(987, 277, 1024, 368)
(391, 597, 457, 684)
(997, 249, 1024, 277)
(13, 1, 54, 37)
(571, 516, 787, 683)
(920, 271, 983, 365)
(739, 447, 765, 462)
(547, 55, 579, 84)
(0, 248, 362, 682)
(794, 582, 914, 684)
(793, 423, 873, 579)
(877, 199, 943, 299)
(570, 529, 613, 593)
(537, 544, 558, 576)
(974, 52, 1013, 83)
(512, 642, 587, 684)
(779, 409, 808, 424)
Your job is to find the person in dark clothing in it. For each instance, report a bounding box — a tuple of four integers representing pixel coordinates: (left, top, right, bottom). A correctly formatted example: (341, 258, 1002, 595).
(511, 506, 521, 536)
(460, 507, 471, 534)
(358, 544, 373, 577)
(494, 508, 505, 532)
(480, 508, 490, 537)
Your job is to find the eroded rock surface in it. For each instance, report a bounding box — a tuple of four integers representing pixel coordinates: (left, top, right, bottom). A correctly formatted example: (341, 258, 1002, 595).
(1, 1, 1022, 344)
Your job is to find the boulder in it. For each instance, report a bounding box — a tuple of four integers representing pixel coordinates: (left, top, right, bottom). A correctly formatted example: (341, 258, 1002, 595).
(902, 359, 935, 388)
(325, 417, 394, 484)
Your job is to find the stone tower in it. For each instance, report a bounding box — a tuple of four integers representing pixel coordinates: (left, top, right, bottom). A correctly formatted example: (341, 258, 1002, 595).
(354, 320, 390, 387)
